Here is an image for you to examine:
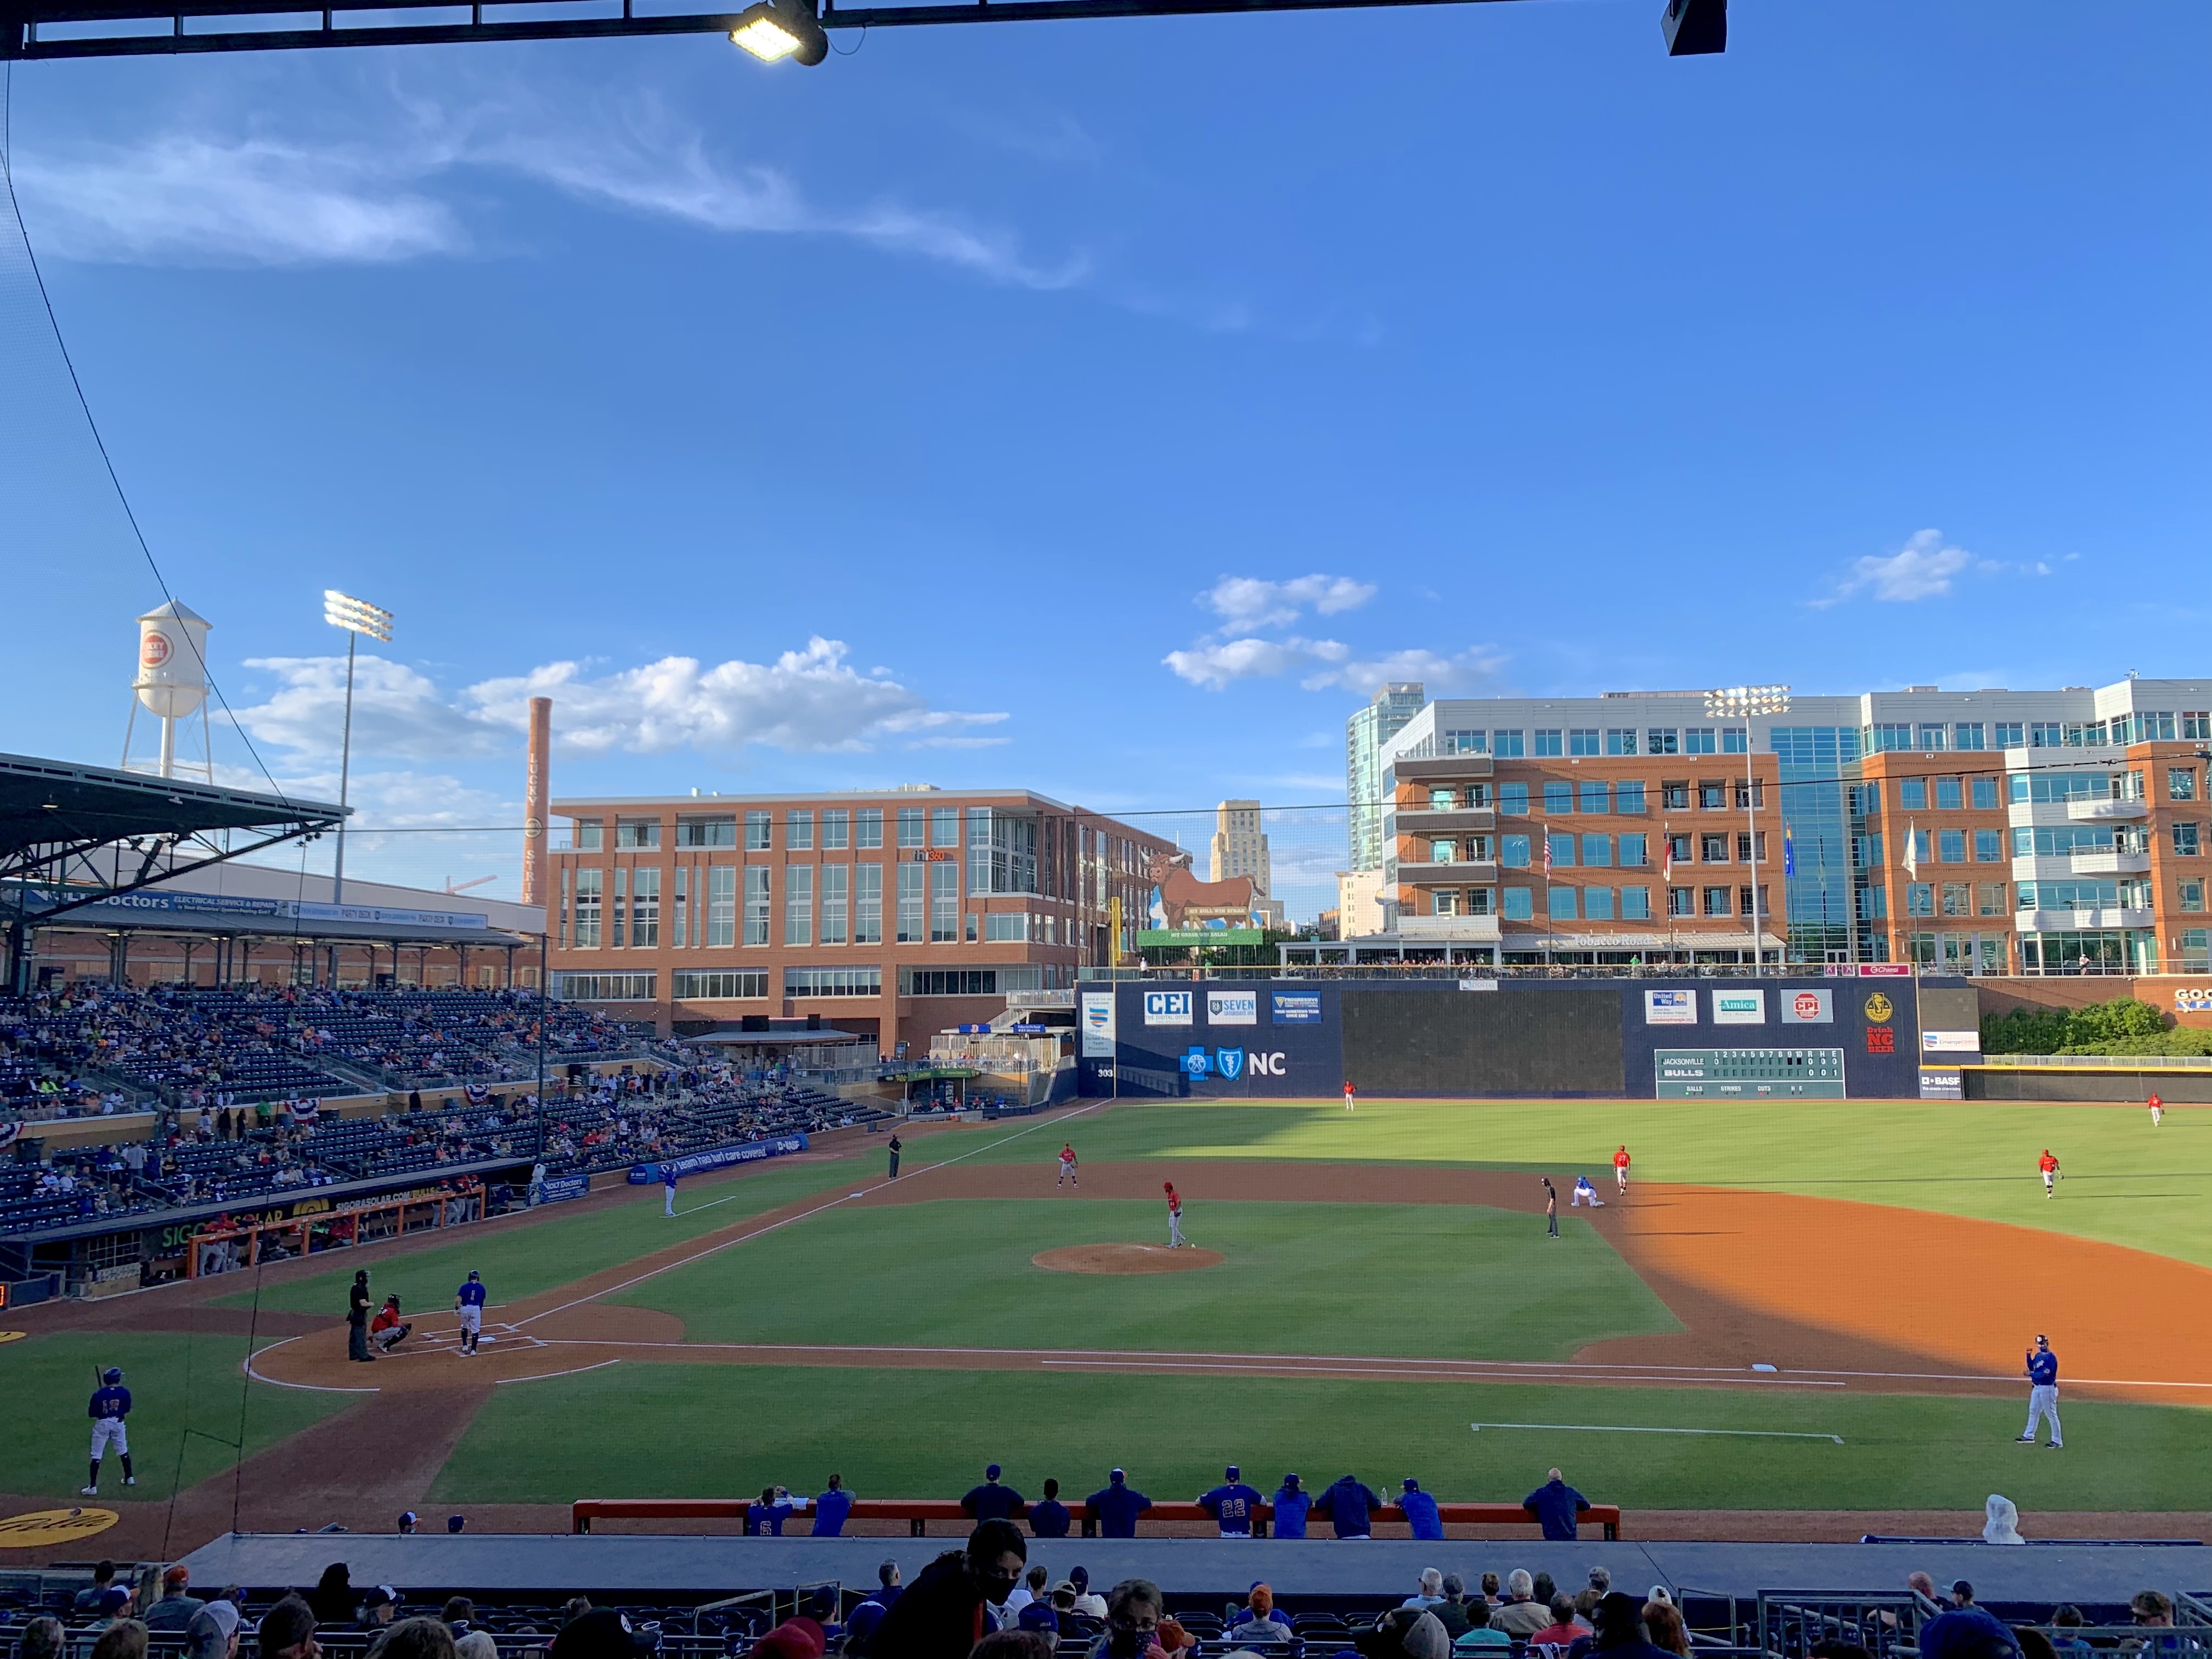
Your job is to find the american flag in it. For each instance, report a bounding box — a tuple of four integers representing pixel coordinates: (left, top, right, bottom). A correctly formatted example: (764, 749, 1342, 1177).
(1661, 824, 1673, 883)
(1543, 831, 1553, 878)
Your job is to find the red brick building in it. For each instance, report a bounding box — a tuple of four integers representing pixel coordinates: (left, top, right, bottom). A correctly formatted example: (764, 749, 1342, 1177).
(545, 787, 1173, 1051)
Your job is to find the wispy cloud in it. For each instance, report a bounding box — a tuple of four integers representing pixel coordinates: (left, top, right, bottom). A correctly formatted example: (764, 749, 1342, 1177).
(12, 90, 1085, 289)
(1201, 574, 1377, 631)
(1164, 571, 1498, 696)
(238, 637, 1005, 761)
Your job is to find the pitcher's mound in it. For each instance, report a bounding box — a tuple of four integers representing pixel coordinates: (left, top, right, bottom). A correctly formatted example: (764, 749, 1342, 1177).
(1032, 1244, 1224, 1276)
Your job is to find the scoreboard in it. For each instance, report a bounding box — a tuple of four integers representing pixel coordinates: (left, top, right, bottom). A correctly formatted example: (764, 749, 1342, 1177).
(1655, 1046, 1847, 1099)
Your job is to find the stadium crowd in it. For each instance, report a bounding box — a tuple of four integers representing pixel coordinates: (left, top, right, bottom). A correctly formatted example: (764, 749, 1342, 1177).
(3, 1548, 2187, 1659)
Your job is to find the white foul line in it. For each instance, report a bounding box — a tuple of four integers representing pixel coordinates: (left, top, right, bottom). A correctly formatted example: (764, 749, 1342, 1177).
(1473, 1421, 1845, 1444)
(519, 1102, 1106, 1327)
(496, 1358, 624, 1386)
(1048, 1360, 1844, 1386)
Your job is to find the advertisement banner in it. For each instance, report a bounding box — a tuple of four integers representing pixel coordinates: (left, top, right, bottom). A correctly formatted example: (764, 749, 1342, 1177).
(1781, 988, 1833, 1024)
(1205, 990, 1258, 1026)
(1137, 929, 1262, 947)
(1079, 990, 1116, 1058)
(1644, 989, 1697, 1026)
(1858, 964, 1912, 977)
(1142, 990, 1193, 1026)
(537, 1174, 591, 1204)
(1271, 991, 1323, 1025)
(1921, 1030, 1980, 1053)
(2174, 986, 2212, 1013)
(1919, 1068, 1965, 1099)
(1712, 989, 1767, 1025)
(628, 1133, 809, 1184)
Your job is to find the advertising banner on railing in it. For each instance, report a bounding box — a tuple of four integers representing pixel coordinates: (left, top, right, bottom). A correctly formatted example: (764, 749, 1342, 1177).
(537, 1175, 591, 1204)
(628, 1133, 809, 1183)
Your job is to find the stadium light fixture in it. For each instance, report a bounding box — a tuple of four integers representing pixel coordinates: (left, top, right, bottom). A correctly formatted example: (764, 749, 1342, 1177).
(321, 590, 394, 914)
(1705, 684, 1791, 718)
(729, 0, 827, 63)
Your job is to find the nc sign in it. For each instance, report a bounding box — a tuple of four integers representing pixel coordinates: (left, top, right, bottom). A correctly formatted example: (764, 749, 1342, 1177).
(1143, 990, 1193, 1025)
(1192, 1047, 1287, 1078)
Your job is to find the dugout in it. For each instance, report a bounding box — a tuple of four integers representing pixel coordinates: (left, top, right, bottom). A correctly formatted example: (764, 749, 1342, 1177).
(1077, 975, 1927, 1099)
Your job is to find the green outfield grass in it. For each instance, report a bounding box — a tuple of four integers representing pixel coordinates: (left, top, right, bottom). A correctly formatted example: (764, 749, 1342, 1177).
(940, 1099, 2212, 1266)
(432, 1361, 2212, 1511)
(212, 1150, 878, 1316)
(0, 1330, 351, 1502)
(612, 1198, 1680, 1360)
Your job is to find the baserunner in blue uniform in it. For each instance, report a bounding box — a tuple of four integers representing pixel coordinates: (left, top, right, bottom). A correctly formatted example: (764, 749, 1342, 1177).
(83, 1369, 135, 1496)
(1198, 1466, 1265, 1537)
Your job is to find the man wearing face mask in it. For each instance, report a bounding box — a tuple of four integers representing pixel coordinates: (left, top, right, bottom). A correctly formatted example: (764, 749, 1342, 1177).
(1093, 1578, 1167, 1659)
(870, 1519, 1028, 1659)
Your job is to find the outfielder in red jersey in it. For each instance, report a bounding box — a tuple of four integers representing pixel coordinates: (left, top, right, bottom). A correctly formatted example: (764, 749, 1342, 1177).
(2038, 1149, 2061, 1199)
(1613, 1145, 1631, 1195)
(1058, 1143, 1079, 1188)
(1164, 1181, 1188, 1248)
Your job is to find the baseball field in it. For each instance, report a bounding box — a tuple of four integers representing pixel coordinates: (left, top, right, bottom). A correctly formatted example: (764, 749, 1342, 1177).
(5, 1094, 2211, 1553)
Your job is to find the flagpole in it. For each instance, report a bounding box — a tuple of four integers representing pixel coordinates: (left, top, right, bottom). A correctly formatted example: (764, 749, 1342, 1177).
(1543, 829, 1553, 970)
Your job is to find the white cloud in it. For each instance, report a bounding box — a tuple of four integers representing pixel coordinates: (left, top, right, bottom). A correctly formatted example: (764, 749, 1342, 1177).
(1201, 574, 1377, 631)
(239, 656, 509, 760)
(1164, 637, 1503, 696)
(13, 93, 1084, 289)
(1819, 529, 1974, 607)
(1164, 636, 1346, 690)
(237, 639, 1003, 761)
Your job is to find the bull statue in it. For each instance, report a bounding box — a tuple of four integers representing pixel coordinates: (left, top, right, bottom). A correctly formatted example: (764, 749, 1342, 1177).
(1146, 850, 1257, 929)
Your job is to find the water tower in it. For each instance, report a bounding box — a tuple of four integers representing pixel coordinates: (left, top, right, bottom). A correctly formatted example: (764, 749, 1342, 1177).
(122, 599, 215, 781)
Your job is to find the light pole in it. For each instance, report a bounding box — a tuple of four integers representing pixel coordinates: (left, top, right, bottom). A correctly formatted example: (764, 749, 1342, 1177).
(322, 591, 393, 908)
(1705, 685, 1791, 974)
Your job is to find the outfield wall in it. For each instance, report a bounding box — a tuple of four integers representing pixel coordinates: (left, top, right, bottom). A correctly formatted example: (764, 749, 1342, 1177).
(1080, 977, 1929, 1099)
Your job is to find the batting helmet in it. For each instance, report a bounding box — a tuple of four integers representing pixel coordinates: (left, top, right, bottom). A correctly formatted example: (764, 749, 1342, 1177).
(103, 1368, 123, 1384)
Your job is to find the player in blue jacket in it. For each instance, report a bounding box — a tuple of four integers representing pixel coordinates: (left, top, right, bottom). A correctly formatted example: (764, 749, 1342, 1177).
(1085, 1469, 1152, 1538)
(83, 1368, 135, 1496)
(1270, 1473, 1311, 1539)
(1317, 1474, 1384, 1539)
(1198, 1466, 1265, 1537)
(2017, 1334, 2063, 1448)
(1027, 1480, 1071, 1538)
(1398, 1477, 1444, 1540)
(812, 1474, 854, 1536)
(455, 1270, 488, 1356)
(962, 1464, 1026, 1522)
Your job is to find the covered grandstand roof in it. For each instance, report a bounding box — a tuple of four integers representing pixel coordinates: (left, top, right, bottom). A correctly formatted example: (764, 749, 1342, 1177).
(0, 752, 345, 863)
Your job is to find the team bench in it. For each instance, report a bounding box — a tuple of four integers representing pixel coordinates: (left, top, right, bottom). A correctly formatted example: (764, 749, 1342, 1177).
(569, 1498, 1622, 1540)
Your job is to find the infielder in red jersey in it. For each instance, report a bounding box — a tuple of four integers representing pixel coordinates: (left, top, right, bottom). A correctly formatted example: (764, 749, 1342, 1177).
(1613, 1145, 1631, 1194)
(1058, 1143, 1079, 1187)
(1164, 1181, 1188, 1248)
(2038, 1149, 2061, 1198)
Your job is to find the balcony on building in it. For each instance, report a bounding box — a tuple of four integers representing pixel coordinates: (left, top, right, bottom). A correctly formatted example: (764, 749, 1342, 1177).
(2009, 850, 2153, 879)
(2066, 795, 2150, 822)
(1395, 804, 1498, 833)
(1396, 859, 1500, 885)
(2019, 908, 2157, 932)
(1393, 755, 1496, 782)
(1395, 913, 1504, 943)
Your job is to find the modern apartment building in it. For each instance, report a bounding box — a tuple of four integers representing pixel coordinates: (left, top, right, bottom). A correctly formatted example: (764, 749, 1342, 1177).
(1375, 678, 2212, 973)
(546, 787, 1176, 1049)
(1345, 682, 1425, 873)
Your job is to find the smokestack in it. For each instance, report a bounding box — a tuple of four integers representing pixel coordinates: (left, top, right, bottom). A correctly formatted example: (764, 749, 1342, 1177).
(522, 696, 551, 907)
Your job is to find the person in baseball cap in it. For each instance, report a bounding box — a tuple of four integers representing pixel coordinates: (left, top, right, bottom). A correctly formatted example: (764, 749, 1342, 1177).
(397, 1513, 418, 1534)
(550, 1610, 635, 1659)
(750, 1618, 826, 1659)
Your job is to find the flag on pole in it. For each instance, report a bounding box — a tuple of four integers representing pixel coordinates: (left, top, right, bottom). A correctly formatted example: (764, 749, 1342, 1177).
(1783, 822, 1796, 879)
(1903, 819, 1920, 881)
(1543, 831, 1553, 877)
(1661, 824, 1673, 883)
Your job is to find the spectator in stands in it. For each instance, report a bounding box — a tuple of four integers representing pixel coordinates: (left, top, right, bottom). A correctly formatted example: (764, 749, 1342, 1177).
(89, 1621, 149, 1659)
(453, 1633, 495, 1659)
(1086, 1469, 1153, 1539)
(870, 1519, 1027, 1659)
(441, 1600, 473, 1637)
(308, 1568, 356, 1628)
(20, 1618, 66, 1659)
(1584, 1594, 1672, 1659)
(1454, 1599, 1510, 1654)
(144, 1567, 207, 1633)
(1530, 1596, 1590, 1648)
(1017, 1594, 1069, 1639)
(1431, 1576, 1475, 1640)
(76, 1563, 121, 1613)
(1402, 1571, 1445, 1610)
(1318, 1472, 1384, 1540)
(366, 1624, 454, 1659)
(185, 1619, 242, 1659)
(258, 1596, 320, 1659)
(1271, 1473, 1311, 1539)
(843, 1564, 901, 1657)
(1493, 1574, 1551, 1639)
(1642, 1601, 1690, 1658)
(2131, 1592, 2175, 1629)
(1917, 1585, 2022, 1659)
(1008, 1566, 1049, 1622)
(1400, 1477, 1444, 1541)
(1029, 1479, 1071, 1539)
(357, 1590, 399, 1636)
(748, 1617, 825, 1659)
(1227, 1585, 1290, 1646)
(1522, 1469, 1592, 1541)
(1098, 1578, 1167, 1659)
(1363, 1607, 1452, 1658)
(2048, 1609, 2092, 1658)
(1068, 1570, 1108, 1621)
(1577, 1570, 1613, 1621)
(811, 1474, 853, 1537)
(963, 1464, 1028, 1522)
(1534, 1574, 1559, 1606)
(549, 1610, 633, 1659)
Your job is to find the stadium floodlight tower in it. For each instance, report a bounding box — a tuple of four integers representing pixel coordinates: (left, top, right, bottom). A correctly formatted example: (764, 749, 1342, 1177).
(323, 590, 393, 907)
(1705, 685, 1790, 971)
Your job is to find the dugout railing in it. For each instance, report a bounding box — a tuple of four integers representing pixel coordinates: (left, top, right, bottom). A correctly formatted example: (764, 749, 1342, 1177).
(1753, 1589, 1934, 1659)
(569, 1496, 1623, 1539)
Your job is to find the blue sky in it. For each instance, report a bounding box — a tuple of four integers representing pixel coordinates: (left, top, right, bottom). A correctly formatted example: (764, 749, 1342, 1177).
(2, 0, 2207, 911)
